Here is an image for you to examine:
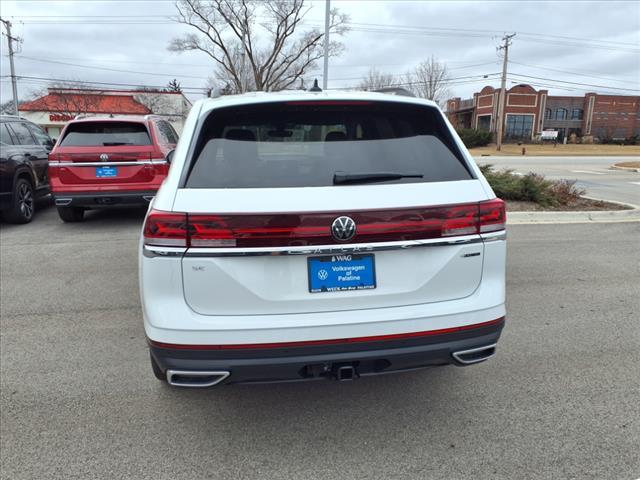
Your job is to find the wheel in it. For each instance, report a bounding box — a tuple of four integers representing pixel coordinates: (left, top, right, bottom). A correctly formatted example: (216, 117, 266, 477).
(4, 178, 35, 224)
(150, 352, 166, 382)
(57, 206, 85, 222)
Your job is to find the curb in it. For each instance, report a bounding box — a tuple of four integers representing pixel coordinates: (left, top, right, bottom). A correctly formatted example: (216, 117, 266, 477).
(507, 208, 640, 224)
(610, 164, 640, 173)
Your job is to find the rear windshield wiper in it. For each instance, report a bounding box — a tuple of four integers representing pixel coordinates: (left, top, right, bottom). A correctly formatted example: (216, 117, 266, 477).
(333, 171, 424, 185)
(102, 142, 133, 146)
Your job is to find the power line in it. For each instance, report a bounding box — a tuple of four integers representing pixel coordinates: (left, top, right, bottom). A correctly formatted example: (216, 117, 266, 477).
(1, 74, 207, 92)
(509, 72, 640, 92)
(508, 60, 640, 84)
(15, 55, 211, 80)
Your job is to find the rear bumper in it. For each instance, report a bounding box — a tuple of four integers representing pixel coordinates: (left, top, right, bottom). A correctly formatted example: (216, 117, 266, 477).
(53, 191, 156, 208)
(149, 317, 505, 386)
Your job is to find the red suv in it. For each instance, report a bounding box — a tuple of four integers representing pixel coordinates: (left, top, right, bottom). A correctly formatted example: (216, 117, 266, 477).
(48, 116, 178, 222)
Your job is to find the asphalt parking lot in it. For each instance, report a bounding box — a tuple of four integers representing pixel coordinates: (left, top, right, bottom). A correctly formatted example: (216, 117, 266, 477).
(1, 205, 639, 480)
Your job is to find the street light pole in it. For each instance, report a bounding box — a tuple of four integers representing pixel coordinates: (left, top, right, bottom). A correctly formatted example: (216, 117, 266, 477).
(1, 18, 20, 115)
(496, 33, 515, 151)
(322, 0, 330, 90)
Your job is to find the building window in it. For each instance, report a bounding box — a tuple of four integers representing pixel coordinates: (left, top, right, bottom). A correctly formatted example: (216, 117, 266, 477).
(505, 115, 534, 140)
(554, 108, 568, 120)
(571, 108, 583, 120)
(477, 115, 491, 131)
(544, 108, 552, 120)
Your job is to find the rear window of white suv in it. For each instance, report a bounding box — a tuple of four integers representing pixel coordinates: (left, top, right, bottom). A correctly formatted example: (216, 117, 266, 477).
(184, 101, 473, 188)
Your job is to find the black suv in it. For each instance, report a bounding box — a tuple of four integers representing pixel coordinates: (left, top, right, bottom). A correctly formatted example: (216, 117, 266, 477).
(0, 115, 54, 223)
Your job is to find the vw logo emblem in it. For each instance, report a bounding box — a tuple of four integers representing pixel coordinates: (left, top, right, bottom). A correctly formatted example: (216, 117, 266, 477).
(331, 216, 356, 242)
(99, 153, 109, 162)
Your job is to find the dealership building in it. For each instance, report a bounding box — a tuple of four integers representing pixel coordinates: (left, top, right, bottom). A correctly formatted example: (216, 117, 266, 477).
(446, 84, 640, 142)
(18, 88, 192, 139)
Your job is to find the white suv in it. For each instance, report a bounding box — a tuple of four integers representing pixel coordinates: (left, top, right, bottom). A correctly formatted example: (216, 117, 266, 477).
(139, 90, 506, 387)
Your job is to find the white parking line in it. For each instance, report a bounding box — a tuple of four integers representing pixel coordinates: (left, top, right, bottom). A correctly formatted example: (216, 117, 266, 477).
(630, 182, 640, 186)
(570, 170, 607, 175)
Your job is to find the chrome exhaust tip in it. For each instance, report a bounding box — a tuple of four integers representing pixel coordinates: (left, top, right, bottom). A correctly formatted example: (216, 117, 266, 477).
(452, 344, 497, 365)
(143, 195, 154, 202)
(55, 198, 72, 206)
(166, 370, 230, 388)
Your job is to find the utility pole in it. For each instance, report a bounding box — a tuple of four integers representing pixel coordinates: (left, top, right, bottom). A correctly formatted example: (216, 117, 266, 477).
(496, 33, 515, 151)
(322, 0, 330, 90)
(1, 18, 20, 115)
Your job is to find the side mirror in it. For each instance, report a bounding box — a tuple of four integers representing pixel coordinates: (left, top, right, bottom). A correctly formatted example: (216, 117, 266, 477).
(166, 149, 175, 164)
(46, 138, 56, 151)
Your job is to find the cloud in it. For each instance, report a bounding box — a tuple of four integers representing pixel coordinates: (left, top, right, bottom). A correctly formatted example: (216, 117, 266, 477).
(1, 0, 638, 103)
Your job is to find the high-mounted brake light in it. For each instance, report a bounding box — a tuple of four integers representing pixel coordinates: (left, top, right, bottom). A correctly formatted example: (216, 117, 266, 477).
(143, 210, 188, 247)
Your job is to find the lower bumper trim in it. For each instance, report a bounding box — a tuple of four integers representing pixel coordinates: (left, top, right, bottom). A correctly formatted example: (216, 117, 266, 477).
(53, 191, 156, 208)
(149, 317, 505, 385)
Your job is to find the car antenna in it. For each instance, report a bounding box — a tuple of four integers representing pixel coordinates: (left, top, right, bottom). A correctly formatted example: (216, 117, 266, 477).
(308, 79, 322, 92)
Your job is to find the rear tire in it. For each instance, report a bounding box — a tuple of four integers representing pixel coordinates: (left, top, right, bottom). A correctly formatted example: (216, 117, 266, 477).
(57, 206, 84, 222)
(150, 352, 166, 382)
(4, 178, 35, 224)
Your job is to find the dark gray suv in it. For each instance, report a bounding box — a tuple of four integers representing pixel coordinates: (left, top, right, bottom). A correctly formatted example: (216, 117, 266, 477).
(0, 115, 54, 223)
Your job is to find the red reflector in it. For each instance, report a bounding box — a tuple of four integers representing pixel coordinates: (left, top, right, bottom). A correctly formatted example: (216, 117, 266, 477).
(143, 210, 188, 247)
(479, 199, 506, 233)
(148, 317, 505, 350)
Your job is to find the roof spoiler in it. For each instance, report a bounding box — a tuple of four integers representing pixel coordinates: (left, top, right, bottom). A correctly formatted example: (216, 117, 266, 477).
(372, 87, 415, 97)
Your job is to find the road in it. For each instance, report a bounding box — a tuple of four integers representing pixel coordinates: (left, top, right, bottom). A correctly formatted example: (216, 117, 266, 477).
(475, 155, 640, 206)
(1, 206, 639, 480)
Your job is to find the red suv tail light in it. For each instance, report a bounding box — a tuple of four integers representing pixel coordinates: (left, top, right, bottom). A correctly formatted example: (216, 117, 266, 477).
(478, 199, 506, 233)
(143, 201, 505, 249)
(143, 210, 188, 247)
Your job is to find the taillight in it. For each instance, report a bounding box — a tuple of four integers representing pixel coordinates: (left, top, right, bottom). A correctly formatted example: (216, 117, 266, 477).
(478, 199, 506, 233)
(189, 215, 236, 247)
(143, 201, 505, 250)
(143, 210, 188, 247)
(441, 204, 480, 237)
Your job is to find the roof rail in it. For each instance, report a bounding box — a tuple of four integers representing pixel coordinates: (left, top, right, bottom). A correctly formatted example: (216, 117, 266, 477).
(373, 87, 415, 97)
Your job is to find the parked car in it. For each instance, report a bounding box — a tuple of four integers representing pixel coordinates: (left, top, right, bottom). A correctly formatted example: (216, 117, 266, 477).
(0, 115, 54, 223)
(48, 115, 178, 222)
(140, 91, 506, 387)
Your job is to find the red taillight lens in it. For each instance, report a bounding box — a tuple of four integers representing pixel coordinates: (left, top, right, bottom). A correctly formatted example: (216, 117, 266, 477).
(143, 210, 188, 247)
(478, 199, 506, 233)
(441, 204, 480, 237)
(143, 201, 505, 250)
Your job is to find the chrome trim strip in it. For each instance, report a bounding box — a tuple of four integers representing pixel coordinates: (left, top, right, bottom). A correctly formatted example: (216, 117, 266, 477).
(143, 245, 187, 258)
(452, 343, 497, 365)
(183, 236, 483, 258)
(166, 370, 230, 388)
(49, 159, 167, 167)
(480, 230, 507, 242)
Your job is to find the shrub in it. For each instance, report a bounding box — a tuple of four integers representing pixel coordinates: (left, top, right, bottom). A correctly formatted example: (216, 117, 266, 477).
(457, 128, 492, 148)
(480, 165, 585, 206)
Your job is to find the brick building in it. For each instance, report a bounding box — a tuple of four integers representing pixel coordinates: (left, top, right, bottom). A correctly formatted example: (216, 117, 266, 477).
(447, 84, 640, 142)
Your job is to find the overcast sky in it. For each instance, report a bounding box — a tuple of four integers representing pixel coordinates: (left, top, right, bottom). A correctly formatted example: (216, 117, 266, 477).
(1, 0, 638, 105)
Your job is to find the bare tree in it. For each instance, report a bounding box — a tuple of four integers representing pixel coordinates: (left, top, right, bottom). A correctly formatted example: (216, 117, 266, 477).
(36, 82, 106, 117)
(0, 99, 16, 114)
(406, 56, 451, 106)
(169, 0, 349, 93)
(358, 68, 396, 91)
